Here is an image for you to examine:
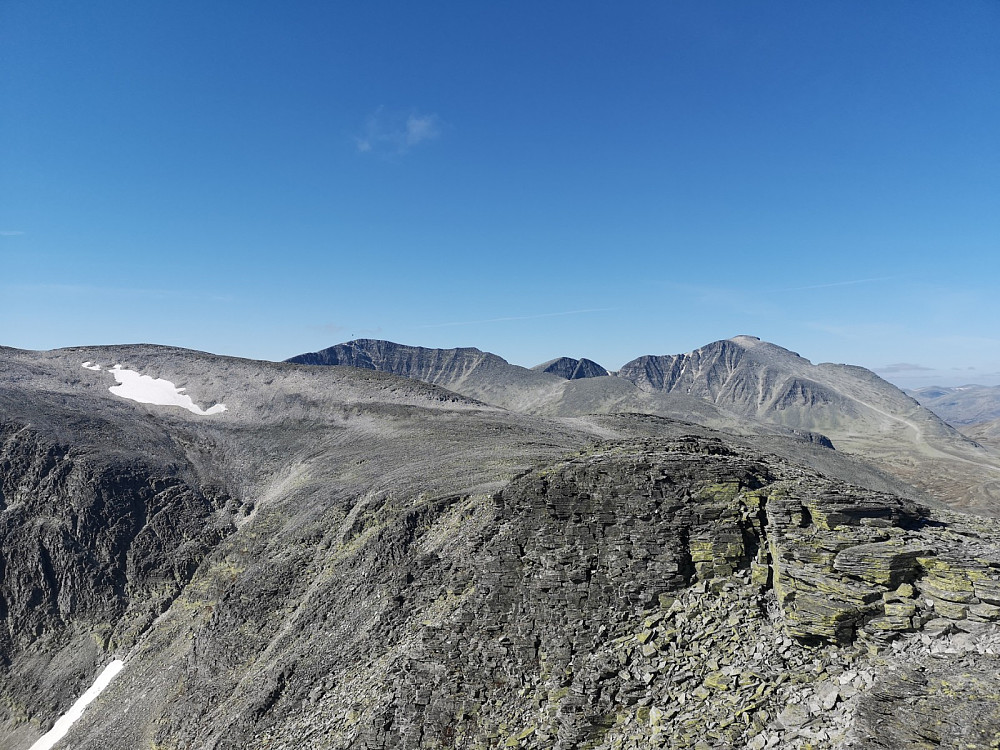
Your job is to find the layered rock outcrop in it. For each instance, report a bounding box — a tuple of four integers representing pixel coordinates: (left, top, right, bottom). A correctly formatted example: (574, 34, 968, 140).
(256, 438, 1000, 750)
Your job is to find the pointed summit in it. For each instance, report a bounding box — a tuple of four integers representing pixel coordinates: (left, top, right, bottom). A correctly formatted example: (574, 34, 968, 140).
(531, 357, 609, 380)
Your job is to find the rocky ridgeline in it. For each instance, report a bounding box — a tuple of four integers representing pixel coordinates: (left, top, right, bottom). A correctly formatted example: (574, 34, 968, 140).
(263, 438, 1000, 750)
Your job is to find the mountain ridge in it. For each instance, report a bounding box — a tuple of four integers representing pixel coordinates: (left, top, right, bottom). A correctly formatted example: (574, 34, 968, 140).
(288, 336, 1000, 514)
(531, 356, 610, 380)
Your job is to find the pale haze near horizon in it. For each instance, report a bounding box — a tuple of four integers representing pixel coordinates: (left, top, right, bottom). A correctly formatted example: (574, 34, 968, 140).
(1, 2, 998, 388)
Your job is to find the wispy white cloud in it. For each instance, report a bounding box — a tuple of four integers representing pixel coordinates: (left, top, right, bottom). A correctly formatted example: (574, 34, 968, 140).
(404, 114, 440, 146)
(654, 280, 784, 319)
(356, 107, 444, 155)
(419, 307, 616, 329)
(804, 321, 904, 340)
(0, 230, 25, 236)
(777, 276, 897, 292)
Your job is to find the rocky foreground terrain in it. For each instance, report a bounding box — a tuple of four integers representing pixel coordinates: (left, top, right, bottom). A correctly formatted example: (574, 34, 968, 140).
(1, 343, 1000, 749)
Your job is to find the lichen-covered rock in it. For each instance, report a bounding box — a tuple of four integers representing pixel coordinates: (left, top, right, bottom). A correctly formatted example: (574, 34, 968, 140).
(832, 540, 931, 587)
(212, 439, 1000, 750)
(845, 654, 1000, 750)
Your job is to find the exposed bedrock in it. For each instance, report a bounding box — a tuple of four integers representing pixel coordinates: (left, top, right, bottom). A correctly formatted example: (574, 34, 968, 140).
(5, 428, 1000, 749)
(531, 357, 610, 380)
(238, 438, 1000, 750)
(0, 421, 240, 739)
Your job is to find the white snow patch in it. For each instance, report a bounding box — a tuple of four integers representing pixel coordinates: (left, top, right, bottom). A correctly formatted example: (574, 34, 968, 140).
(105, 365, 227, 415)
(81, 362, 101, 371)
(29, 660, 125, 750)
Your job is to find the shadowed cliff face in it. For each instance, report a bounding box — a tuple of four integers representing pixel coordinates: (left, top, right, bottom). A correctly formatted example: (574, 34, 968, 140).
(2, 345, 1000, 750)
(0, 420, 239, 744)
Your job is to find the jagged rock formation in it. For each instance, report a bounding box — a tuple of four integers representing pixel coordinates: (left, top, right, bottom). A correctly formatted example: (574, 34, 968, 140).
(531, 357, 609, 380)
(617, 336, 944, 443)
(2, 343, 1000, 750)
(287, 339, 507, 387)
(0, 420, 239, 744)
(146, 440, 1000, 750)
(285, 341, 832, 445)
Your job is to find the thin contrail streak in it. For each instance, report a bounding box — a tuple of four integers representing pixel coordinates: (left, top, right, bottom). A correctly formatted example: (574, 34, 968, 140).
(418, 307, 616, 328)
(778, 276, 897, 292)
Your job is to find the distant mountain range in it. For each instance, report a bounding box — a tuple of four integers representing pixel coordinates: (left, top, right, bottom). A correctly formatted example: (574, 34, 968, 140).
(905, 384, 1000, 426)
(289, 335, 1000, 513)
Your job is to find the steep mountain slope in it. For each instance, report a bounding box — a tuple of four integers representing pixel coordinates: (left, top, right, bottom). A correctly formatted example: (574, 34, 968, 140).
(2, 343, 1000, 750)
(0, 345, 601, 749)
(616, 336, 1000, 513)
(287, 340, 571, 414)
(619, 336, 943, 440)
(906, 384, 1000, 426)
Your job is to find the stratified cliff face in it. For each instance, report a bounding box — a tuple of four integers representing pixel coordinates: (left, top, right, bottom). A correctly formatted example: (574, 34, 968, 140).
(285, 340, 507, 388)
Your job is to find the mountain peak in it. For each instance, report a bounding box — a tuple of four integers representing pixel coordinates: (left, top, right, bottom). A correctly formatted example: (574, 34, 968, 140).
(531, 356, 609, 380)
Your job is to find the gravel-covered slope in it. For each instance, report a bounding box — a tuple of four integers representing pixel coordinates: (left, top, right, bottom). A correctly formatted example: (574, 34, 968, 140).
(0, 345, 600, 748)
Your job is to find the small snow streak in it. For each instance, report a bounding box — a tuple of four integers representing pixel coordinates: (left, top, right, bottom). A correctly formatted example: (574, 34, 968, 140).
(29, 660, 125, 750)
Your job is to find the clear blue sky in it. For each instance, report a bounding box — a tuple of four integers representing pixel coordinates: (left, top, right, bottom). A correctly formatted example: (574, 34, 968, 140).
(2, 1, 998, 386)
